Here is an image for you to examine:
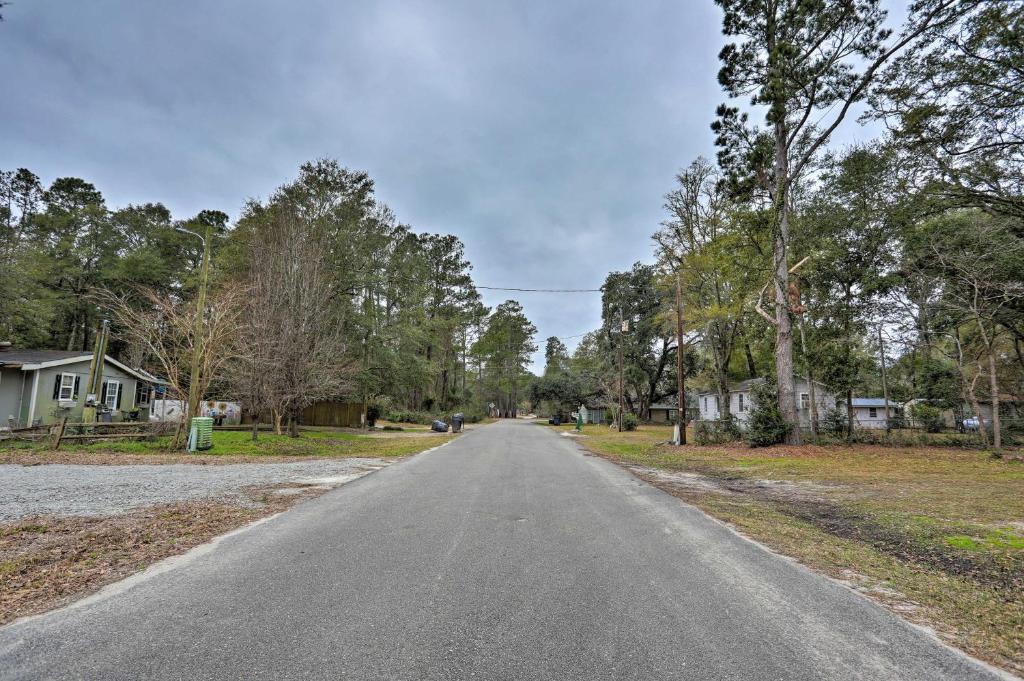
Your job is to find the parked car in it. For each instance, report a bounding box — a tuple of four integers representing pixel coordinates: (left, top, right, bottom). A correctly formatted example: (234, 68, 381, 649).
(961, 417, 980, 432)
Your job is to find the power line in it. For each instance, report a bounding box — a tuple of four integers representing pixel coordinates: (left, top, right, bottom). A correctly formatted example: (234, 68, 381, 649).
(477, 286, 601, 293)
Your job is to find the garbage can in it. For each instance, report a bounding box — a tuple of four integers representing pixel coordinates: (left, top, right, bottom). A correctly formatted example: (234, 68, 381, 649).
(452, 413, 464, 433)
(188, 417, 214, 451)
(431, 419, 449, 433)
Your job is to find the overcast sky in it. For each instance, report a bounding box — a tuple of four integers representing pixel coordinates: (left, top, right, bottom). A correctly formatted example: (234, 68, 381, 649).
(1, 1, 880, 370)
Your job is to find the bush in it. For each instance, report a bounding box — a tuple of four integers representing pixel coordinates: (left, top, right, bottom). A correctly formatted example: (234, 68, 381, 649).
(695, 420, 741, 445)
(621, 413, 640, 431)
(365, 404, 382, 428)
(387, 410, 434, 425)
(745, 381, 789, 447)
(910, 403, 943, 433)
(821, 408, 848, 436)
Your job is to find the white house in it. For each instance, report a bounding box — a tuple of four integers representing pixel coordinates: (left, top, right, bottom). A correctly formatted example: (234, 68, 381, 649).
(850, 398, 901, 429)
(696, 377, 835, 429)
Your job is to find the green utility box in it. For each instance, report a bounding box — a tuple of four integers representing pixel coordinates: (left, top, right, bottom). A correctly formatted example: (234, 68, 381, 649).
(188, 417, 214, 451)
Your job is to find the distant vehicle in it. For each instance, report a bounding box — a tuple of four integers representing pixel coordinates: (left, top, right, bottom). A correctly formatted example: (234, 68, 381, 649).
(961, 417, 980, 432)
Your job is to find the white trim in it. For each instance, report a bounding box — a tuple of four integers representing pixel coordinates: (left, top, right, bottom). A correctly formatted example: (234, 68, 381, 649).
(104, 379, 120, 410)
(58, 372, 76, 401)
(19, 355, 91, 370)
(18, 354, 161, 383)
(27, 370, 40, 425)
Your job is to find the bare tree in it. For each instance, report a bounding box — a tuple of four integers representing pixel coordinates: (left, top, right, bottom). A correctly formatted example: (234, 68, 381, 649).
(97, 285, 243, 448)
(247, 204, 355, 437)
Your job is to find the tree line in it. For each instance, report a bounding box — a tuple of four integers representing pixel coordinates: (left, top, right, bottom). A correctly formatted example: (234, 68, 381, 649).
(1, 159, 538, 437)
(532, 0, 1023, 448)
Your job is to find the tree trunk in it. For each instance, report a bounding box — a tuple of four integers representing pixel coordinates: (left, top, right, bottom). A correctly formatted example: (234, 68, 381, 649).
(988, 350, 1001, 450)
(846, 390, 855, 440)
(251, 416, 259, 442)
(273, 409, 283, 435)
(773, 119, 800, 444)
(744, 339, 757, 378)
(289, 410, 299, 438)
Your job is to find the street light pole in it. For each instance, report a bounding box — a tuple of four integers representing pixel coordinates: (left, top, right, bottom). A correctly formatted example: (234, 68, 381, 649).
(177, 225, 212, 431)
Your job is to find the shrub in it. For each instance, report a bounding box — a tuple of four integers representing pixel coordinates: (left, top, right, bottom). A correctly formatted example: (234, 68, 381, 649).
(695, 420, 741, 445)
(910, 403, 943, 433)
(821, 408, 848, 436)
(621, 413, 640, 431)
(387, 410, 434, 425)
(745, 381, 789, 447)
(365, 404, 382, 428)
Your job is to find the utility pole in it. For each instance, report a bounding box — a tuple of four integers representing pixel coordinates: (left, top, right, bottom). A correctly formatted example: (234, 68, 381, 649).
(618, 309, 625, 432)
(177, 223, 212, 430)
(878, 325, 891, 435)
(675, 273, 686, 445)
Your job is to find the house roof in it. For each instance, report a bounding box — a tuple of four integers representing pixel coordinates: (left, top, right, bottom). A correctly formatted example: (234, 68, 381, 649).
(0, 350, 91, 366)
(851, 398, 900, 408)
(0, 350, 164, 383)
(694, 376, 827, 397)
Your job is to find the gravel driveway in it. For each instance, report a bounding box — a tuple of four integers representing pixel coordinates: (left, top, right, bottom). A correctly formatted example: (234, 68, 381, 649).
(0, 459, 392, 521)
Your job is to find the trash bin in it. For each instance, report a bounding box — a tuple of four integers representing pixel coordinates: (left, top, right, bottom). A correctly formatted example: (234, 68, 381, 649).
(452, 413, 464, 433)
(189, 417, 214, 451)
(431, 420, 449, 433)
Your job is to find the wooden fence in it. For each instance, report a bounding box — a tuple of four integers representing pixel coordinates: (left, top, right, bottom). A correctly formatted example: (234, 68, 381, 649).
(300, 401, 365, 428)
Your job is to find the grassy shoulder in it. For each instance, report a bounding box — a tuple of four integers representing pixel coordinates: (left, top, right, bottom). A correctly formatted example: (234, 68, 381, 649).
(550, 421, 1024, 675)
(0, 427, 456, 465)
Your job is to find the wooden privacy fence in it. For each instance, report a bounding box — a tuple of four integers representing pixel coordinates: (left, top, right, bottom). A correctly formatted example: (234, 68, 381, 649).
(300, 401, 365, 428)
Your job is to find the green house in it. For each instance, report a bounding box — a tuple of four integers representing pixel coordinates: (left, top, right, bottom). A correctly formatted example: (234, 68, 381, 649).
(0, 348, 162, 427)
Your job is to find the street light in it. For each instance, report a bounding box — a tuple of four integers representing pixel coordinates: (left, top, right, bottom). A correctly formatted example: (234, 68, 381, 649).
(175, 224, 212, 438)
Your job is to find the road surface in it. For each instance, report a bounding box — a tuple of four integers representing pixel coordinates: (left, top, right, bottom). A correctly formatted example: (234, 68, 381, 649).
(0, 420, 1007, 680)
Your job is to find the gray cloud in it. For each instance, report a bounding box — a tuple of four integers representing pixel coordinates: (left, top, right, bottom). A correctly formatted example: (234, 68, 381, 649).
(2, 0, 727, 369)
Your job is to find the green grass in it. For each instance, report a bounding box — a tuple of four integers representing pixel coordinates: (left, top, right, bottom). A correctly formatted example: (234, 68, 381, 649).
(8, 428, 455, 459)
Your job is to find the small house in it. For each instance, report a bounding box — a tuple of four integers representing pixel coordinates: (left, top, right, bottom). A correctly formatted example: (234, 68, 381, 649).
(696, 377, 836, 429)
(0, 347, 162, 427)
(850, 398, 901, 429)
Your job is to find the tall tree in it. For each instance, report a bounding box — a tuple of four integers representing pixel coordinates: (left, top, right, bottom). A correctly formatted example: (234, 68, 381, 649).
(713, 0, 976, 442)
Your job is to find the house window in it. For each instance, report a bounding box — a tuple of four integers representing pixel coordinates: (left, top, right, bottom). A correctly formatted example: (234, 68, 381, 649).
(715, 396, 720, 410)
(800, 393, 810, 410)
(869, 407, 878, 418)
(58, 373, 75, 401)
(135, 382, 151, 408)
(738, 393, 745, 412)
(104, 380, 120, 410)
(669, 409, 677, 421)
(704, 397, 708, 411)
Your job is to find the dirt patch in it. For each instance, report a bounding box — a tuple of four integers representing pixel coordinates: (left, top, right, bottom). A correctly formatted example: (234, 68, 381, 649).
(623, 463, 1023, 592)
(0, 484, 325, 625)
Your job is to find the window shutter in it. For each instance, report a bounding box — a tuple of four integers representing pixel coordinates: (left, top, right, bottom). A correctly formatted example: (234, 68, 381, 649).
(73, 376, 80, 399)
(100, 382, 108, 404)
(116, 384, 122, 410)
(53, 374, 61, 400)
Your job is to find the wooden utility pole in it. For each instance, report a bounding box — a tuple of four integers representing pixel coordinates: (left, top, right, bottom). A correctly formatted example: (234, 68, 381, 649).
(675, 273, 686, 445)
(878, 326, 891, 435)
(618, 309, 625, 432)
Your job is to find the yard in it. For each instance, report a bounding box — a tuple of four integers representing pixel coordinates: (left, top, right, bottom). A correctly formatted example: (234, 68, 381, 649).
(0, 425, 458, 624)
(0, 426, 456, 465)
(552, 422, 1024, 676)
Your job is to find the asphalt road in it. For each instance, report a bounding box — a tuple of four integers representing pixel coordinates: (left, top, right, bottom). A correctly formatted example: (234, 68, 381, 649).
(0, 420, 1007, 680)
